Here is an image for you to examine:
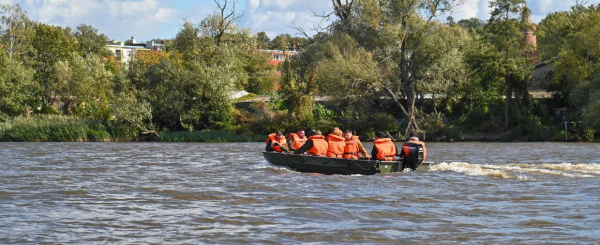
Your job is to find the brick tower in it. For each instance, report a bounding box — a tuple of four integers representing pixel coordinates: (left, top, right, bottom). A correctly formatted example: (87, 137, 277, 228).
(521, 6, 541, 64)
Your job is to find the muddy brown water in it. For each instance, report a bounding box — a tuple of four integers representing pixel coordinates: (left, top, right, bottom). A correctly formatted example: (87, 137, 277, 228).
(1, 142, 598, 244)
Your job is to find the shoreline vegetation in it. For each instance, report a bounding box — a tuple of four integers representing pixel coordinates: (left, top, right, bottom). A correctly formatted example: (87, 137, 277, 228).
(1, 2, 599, 143)
(0, 115, 594, 143)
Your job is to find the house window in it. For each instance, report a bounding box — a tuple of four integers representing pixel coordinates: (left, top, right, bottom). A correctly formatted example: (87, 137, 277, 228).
(274, 54, 285, 61)
(115, 50, 121, 58)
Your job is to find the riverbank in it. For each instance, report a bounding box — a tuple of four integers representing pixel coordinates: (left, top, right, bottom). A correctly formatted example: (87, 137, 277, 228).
(0, 116, 264, 142)
(1, 116, 594, 143)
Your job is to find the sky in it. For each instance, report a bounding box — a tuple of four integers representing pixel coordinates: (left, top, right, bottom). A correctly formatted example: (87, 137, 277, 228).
(2, 0, 599, 42)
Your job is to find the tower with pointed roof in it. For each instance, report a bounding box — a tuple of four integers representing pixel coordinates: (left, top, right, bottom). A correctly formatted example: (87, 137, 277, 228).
(521, 6, 541, 64)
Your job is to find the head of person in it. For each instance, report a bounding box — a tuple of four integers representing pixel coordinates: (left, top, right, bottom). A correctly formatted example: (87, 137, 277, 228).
(314, 130, 322, 136)
(297, 130, 305, 138)
(409, 136, 419, 142)
(344, 129, 353, 140)
(375, 131, 386, 139)
(275, 130, 284, 139)
(331, 127, 342, 136)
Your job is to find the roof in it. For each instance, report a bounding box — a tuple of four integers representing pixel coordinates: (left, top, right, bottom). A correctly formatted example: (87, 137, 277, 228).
(106, 45, 151, 50)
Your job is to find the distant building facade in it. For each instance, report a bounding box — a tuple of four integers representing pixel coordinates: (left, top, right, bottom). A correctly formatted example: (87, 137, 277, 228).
(106, 36, 165, 63)
(260, 42, 302, 66)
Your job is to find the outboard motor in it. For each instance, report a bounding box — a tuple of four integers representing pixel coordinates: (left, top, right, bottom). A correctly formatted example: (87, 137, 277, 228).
(401, 142, 424, 171)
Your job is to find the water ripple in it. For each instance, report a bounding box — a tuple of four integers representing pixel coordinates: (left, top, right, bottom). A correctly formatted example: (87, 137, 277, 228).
(0, 142, 598, 244)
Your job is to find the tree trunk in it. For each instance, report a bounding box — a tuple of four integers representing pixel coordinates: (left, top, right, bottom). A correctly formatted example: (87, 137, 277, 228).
(399, 38, 420, 135)
(504, 76, 512, 128)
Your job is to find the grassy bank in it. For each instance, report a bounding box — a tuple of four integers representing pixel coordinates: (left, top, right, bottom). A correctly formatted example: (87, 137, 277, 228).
(157, 130, 263, 143)
(0, 116, 112, 142)
(1, 115, 592, 142)
(0, 116, 264, 142)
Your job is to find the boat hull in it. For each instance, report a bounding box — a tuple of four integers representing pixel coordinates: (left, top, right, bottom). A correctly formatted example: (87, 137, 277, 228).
(263, 152, 429, 175)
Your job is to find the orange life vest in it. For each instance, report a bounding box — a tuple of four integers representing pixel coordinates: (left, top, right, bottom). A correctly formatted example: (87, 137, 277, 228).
(343, 136, 361, 159)
(288, 133, 307, 150)
(308, 135, 328, 156)
(374, 138, 397, 161)
(266, 133, 287, 152)
(402, 139, 427, 161)
(326, 134, 346, 158)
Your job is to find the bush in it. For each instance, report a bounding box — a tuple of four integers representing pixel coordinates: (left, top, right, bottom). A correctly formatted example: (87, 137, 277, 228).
(582, 129, 595, 142)
(157, 130, 263, 142)
(421, 110, 446, 139)
(0, 115, 111, 142)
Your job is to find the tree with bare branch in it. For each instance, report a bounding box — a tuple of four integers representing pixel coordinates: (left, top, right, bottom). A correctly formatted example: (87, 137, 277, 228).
(304, 0, 466, 136)
(209, 0, 244, 46)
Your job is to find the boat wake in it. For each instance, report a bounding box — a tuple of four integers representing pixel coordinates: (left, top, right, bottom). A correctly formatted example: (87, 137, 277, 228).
(253, 163, 295, 173)
(430, 162, 600, 179)
(430, 162, 513, 179)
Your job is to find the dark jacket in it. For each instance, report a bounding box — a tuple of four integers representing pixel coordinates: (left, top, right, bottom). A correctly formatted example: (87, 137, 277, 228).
(293, 139, 314, 154)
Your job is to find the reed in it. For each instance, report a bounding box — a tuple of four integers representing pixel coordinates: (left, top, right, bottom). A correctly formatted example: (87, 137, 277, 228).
(0, 115, 111, 142)
(158, 130, 263, 142)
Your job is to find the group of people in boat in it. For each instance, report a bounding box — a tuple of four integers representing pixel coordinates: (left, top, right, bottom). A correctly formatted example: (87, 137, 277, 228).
(265, 128, 427, 167)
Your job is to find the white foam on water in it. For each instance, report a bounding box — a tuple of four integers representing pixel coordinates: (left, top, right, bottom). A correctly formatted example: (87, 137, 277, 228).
(253, 164, 294, 172)
(517, 175, 535, 181)
(483, 163, 599, 178)
(430, 162, 513, 179)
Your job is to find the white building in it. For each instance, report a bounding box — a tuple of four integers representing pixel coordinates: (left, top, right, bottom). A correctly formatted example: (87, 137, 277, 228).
(106, 37, 165, 64)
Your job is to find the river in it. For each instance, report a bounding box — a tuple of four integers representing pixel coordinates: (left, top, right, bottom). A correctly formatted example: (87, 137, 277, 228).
(0, 142, 598, 244)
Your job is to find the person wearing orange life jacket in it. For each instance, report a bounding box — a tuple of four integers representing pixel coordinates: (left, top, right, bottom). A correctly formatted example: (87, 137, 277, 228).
(288, 130, 307, 151)
(371, 131, 398, 161)
(265, 131, 289, 152)
(293, 130, 328, 156)
(401, 135, 427, 170)
(326, 127, 346, 158)
(342, 129, 370, 159)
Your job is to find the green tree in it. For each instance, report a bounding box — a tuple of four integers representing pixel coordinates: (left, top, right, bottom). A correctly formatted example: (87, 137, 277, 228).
(73, 24, 111, 58)
(30, 23, 76, 108)
(53, 54, 113, 117)
(538, 4, 600, 132)
(306, 0, 467, 135)
(0, 52, 36, 121)
(457, 17, 486, 34)
(280, 53, 314, 123)
(0, 3, 34, 64)
(256, 31, 270, 48)
(109, 58, 155, 138)
(130, 52, 234, 131)
(481, 0, 534, 128)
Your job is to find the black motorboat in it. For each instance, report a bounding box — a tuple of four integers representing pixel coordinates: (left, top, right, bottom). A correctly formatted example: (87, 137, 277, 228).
(263, 152, 429, 175)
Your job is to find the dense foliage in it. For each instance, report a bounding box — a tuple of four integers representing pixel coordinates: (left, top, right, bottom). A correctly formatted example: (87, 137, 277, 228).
(0, 1, 598, 141)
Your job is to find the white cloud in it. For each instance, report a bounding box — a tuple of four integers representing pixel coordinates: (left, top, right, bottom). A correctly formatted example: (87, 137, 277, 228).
(12, 0, 180, 41)
(246, 0, 259, 13)
(241, 0, 331, 38)
(7, 0, 600, 42)
(447, 0, 481, 20)
(446, 0, 600, 23)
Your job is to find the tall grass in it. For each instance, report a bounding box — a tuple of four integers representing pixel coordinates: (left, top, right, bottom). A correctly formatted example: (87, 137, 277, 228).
(0, 116, 264, 142)
(158, 130, 263, 142)
(0, 115, 111, 142)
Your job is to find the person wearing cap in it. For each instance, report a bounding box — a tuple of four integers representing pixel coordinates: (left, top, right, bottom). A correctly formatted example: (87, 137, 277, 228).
(266, 131, 289, 152)
(326, 127, 346, 158)
(401, 134, 427, 170)
(371, 131, 398, 161)
(342, 129, 370, 159)
(293, 130, 328, 156)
